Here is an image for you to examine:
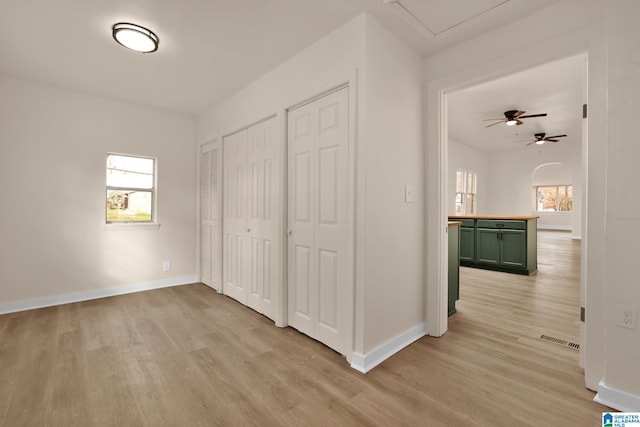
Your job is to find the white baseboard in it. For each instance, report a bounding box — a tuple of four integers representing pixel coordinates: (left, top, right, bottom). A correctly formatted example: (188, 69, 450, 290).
(0, 275, 197, 315)
(595, 379, 640, 411)
(537, 224, 572, 231)
(351, 322, 426, 373)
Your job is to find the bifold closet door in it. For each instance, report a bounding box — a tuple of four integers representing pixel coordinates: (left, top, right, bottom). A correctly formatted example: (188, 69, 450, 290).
(246, 119, 279, 320)
(200, 140, 221, 291)
(223, 129, 249, 304)
(222, 117, 279, 320)
(287, 87, 349, 354)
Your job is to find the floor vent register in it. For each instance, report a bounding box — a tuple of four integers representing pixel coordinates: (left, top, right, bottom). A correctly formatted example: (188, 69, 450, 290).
(539, 334, 580, 351)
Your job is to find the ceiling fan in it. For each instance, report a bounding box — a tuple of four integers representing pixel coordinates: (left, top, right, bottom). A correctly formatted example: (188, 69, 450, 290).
(522, 132, 568, 146)
(484, 110, 548, 128)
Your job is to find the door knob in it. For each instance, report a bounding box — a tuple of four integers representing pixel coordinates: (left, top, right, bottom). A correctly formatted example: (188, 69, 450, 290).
(247, 228, 251, 233)
(287, 230, 293, 236)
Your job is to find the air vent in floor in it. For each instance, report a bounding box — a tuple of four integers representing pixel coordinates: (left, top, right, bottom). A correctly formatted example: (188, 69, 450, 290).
(539, 334, 580, 351)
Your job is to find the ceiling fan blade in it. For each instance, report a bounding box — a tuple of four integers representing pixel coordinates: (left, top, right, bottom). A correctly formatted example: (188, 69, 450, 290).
(513, 110, 526, 117)
(518, 113, 548, 119)
(545, 134, 567, 139)
(483, 118, 505, 121)
(546, 139, 559, 142)
(526, 141, 537, 146)
(515, 119, 524, 126)
(484, 121, 504, 128)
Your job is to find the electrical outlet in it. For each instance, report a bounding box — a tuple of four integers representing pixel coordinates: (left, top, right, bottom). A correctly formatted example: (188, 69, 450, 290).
(618, 307, 637, 330)
(162, 261, 171, 272)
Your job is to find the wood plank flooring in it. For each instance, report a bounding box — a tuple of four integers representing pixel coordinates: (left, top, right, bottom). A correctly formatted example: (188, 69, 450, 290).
(0, 231, 609, 426)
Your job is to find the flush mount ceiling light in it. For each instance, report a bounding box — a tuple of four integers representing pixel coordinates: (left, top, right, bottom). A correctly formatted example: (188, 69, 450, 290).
(112, 23, 159, 53)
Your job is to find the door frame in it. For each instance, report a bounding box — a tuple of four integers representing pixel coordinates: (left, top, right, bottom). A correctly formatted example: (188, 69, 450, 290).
(282, 75, 358, 361)
(425, 48, 604, 390)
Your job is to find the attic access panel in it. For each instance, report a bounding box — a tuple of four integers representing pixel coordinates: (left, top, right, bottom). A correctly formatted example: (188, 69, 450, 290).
(394, 0, 509, 36)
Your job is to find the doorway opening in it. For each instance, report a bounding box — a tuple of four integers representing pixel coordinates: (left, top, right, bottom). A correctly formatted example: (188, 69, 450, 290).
(431, 52, 588, 371)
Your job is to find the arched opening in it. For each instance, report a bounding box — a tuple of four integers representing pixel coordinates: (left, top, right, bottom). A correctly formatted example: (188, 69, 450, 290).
(531, 162, 574, 232)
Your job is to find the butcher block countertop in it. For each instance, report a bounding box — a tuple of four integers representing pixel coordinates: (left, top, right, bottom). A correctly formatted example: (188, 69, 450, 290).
(448, 215, 539, 220)
(448, 221, 462, 226)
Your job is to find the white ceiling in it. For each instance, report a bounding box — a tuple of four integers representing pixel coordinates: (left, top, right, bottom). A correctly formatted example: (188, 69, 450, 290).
(447, 54, 586, 153)
(0, 0, 561, 115)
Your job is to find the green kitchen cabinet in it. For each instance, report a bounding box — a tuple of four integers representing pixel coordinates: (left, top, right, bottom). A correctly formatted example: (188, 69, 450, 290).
(459, 225, 475, 262)
(476, 228, 526, 268)
(500, 230, 527, 268)
(448, 216, 537, 275)
(448, 223, 460, 316)
(476, 228, 501, 265)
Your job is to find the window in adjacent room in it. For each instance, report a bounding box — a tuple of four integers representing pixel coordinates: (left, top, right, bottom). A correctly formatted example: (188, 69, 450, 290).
(455, 169, 477, 215)
(106, 153, 156, 223)
(533, 185, 573, 212)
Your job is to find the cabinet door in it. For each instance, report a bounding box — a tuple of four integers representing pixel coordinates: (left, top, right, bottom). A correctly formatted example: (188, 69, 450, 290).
(448, 226, 460, 316)
(476, 228, 500, 265)
(459, 227, 475, 262)
(500, 230, 526, 268)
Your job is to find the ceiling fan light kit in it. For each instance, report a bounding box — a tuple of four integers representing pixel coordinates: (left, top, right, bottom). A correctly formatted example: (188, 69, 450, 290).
(524, 132, 568, 146)
(484, 109, 548, 128)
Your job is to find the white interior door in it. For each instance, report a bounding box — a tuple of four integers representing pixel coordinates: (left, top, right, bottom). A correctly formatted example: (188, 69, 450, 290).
(246, 118, 279, 319)
(223, 129, 248, 304)
(287, 87, 350, 354)
(200, 140, 222, 291)
(222, 117, 280, 321)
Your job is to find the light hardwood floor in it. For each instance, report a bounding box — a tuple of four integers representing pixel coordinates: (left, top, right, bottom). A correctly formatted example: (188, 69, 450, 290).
(0, 231, 609, 426)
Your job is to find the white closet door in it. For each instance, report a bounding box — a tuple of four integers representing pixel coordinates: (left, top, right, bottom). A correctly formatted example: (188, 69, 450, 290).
(200, 141, 221, 291)
(223, 129, 249, 304)
(246, 118, 279, 319)
(288, 87, 349, 354)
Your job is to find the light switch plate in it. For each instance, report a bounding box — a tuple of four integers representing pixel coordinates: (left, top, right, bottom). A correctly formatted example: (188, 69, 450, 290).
(405, 185, 415, 203)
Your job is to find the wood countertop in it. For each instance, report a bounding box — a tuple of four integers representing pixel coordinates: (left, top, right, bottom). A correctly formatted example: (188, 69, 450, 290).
(448, 221, 462, 226)
(448, 215, 540, 220)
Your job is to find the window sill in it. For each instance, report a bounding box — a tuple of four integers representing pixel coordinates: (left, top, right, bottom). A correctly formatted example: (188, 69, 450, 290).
(104, 223, 161, 231)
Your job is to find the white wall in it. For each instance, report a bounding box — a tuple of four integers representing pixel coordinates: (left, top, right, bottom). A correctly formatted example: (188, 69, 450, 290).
(447, 139, 490, 214)
(486, 143, 582, 236)
(0, 75, 197, 309)
(600, 0, 640, 405)
(362, 16, 424, 354)
(197, 13, 425, 363)
(448, 139, 581, 233)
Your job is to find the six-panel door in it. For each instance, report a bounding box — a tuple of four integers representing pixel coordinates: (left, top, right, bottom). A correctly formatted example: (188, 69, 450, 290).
(287, 87, 349, 354)
(222, 117, 279, 321)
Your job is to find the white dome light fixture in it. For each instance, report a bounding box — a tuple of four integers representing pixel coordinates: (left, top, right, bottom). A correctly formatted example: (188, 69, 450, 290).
(112, 23, 159, 53)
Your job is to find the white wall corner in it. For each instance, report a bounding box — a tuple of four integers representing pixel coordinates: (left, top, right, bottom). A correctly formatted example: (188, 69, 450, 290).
(594, 379, 640, 412)
(0, 276, 197, 315)
(350, 323, 426, 373)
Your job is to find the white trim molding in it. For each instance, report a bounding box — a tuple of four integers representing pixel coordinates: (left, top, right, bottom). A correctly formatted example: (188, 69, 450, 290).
(0, 276, 197, 315)
(595, 379, 640, 412)
(351, 323, 426, 373)
(537, 224, 572, 231)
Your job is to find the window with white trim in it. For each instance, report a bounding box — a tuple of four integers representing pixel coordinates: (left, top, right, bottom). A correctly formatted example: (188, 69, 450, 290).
(106, 154, 156, 223)
(455, 169, 477, 215)
(532, 185, 573, 212)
